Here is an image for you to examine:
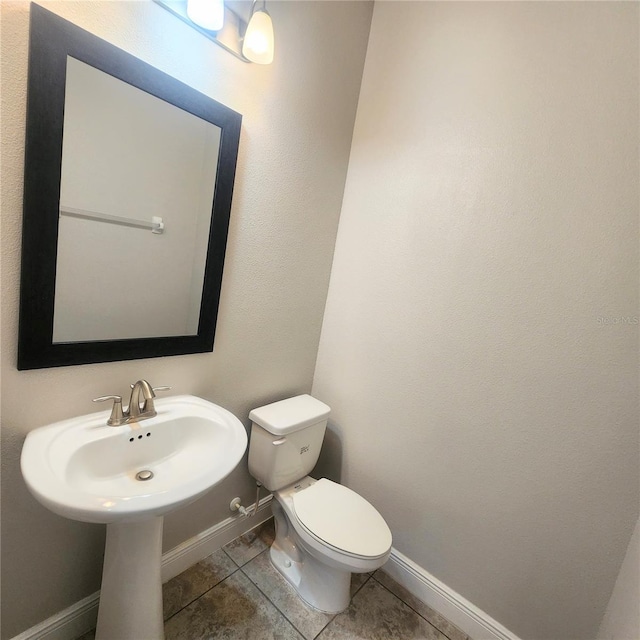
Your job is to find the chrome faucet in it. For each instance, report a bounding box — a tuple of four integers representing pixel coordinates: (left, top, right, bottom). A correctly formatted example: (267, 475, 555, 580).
(93, 380, 170, 426)
(128, 379, 157, 421)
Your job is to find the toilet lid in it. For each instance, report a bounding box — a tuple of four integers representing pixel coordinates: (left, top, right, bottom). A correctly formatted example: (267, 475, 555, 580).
(292, 479, 392, 558)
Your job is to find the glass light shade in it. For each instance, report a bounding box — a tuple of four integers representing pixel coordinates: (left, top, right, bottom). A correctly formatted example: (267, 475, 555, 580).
(242, 9, 274, 65)
(186, 0, 225, 31)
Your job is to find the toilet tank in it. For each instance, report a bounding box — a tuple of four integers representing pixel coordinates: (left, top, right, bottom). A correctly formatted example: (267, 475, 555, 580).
(248, 394, 330, 491)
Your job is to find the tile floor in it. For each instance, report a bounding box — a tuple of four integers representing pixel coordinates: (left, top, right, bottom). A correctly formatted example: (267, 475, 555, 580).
(79, 518, 471, 640)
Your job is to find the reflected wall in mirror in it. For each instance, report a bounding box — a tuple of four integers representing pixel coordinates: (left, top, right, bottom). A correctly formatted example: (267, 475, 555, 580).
(18, 4, 242, 369)
(55, 57, 221, 343)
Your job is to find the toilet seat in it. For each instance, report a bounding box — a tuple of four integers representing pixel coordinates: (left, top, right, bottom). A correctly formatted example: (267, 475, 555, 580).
(292, 479, 392, 559)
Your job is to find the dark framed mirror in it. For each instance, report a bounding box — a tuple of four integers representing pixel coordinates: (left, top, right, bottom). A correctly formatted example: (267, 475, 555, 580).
(18, 4, 242, 370)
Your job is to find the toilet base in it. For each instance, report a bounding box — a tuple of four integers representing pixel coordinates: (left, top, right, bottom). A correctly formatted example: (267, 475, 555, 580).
(270, 542, 351, 614)
(268, 480, 391, 614)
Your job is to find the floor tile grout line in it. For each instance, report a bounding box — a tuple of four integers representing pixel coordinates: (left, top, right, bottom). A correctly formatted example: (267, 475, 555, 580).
(168, 544, 303, 639)
(222, 544, 264, 569)
(163, 565, 242, 624)
(158, 523, 279, 632)
(351, 573, 372, 600)
(370, 572, 457, 640)
(78, 566, 244, 638)
(221, 545, 245, 568)
(166, 520, 467, 640)
(309, 606, 339, 640)
(311, 574, 372, 640)
(221, 523, 274, 568)
(163, 525, 465, 640)
(162, 543, 465, 640)
(163, 560, 303, 640)
(234, 549, 382, 640)
(238, 547, 320, 640)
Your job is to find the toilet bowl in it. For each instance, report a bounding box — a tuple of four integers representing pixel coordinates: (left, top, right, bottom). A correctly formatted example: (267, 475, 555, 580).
(248, 395, 392, 613)
(270, 476, 392, 612)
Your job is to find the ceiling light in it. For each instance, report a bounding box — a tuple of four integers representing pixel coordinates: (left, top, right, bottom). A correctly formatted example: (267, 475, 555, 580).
(242, 1, 274, 65)
(186, 0, 224, 31)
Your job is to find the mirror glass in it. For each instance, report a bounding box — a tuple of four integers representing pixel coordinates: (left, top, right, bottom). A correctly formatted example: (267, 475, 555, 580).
(18, 5, 242, 369)
(54, 57, 221, 343)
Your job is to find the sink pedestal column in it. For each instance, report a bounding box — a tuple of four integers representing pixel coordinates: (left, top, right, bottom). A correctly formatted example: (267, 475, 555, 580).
(96, 517, 164, 640)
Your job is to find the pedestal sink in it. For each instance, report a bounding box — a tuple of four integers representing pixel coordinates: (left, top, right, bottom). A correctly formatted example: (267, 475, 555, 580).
(21, 394, 248, 640)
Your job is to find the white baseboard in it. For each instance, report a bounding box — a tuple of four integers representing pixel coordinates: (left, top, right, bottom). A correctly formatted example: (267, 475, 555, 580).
(161, 495, 273, 582)
(10, 496, 273, 640)
(14, 502, 519, 640)
(384, 548, 521, 640)
(8, 592, 101, 640)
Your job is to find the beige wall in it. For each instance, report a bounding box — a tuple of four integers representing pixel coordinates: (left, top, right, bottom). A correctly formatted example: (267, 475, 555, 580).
(0, 1, 372, 637)
(598, 515, 640, 640)
(313, 3, 639, 640)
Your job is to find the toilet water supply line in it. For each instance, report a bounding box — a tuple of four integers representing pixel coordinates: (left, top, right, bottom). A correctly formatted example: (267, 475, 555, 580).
(230, 481, 263, 517)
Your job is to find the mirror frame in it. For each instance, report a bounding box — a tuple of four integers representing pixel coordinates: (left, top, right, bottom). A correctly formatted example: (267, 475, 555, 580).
(18, 4, 242, 370)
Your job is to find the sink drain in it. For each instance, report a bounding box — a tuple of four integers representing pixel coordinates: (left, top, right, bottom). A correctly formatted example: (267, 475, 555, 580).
(136, 470, 154, 481)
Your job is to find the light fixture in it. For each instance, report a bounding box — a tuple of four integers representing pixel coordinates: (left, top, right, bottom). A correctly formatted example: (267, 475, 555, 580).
(154, 0, 275, 65)
(242, 0, 274, 65)
(186, 0, 225, 31)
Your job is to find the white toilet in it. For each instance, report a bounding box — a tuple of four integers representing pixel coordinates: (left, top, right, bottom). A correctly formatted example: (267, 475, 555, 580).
(248, 394, 392, 613)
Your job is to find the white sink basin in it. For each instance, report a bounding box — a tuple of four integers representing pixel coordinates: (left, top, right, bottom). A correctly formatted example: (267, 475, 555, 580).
(21, 394, 248, 523)
(21, 392, 248, 639)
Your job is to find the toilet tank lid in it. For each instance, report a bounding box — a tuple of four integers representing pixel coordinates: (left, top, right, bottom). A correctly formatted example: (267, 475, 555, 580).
(249, 394, 330, 435)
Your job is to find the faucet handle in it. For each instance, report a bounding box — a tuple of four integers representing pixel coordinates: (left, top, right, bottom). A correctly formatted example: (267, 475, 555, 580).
(128, 384, 170, 391)
(93, 395, 125, 426)
(142, 386, 171, 413)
